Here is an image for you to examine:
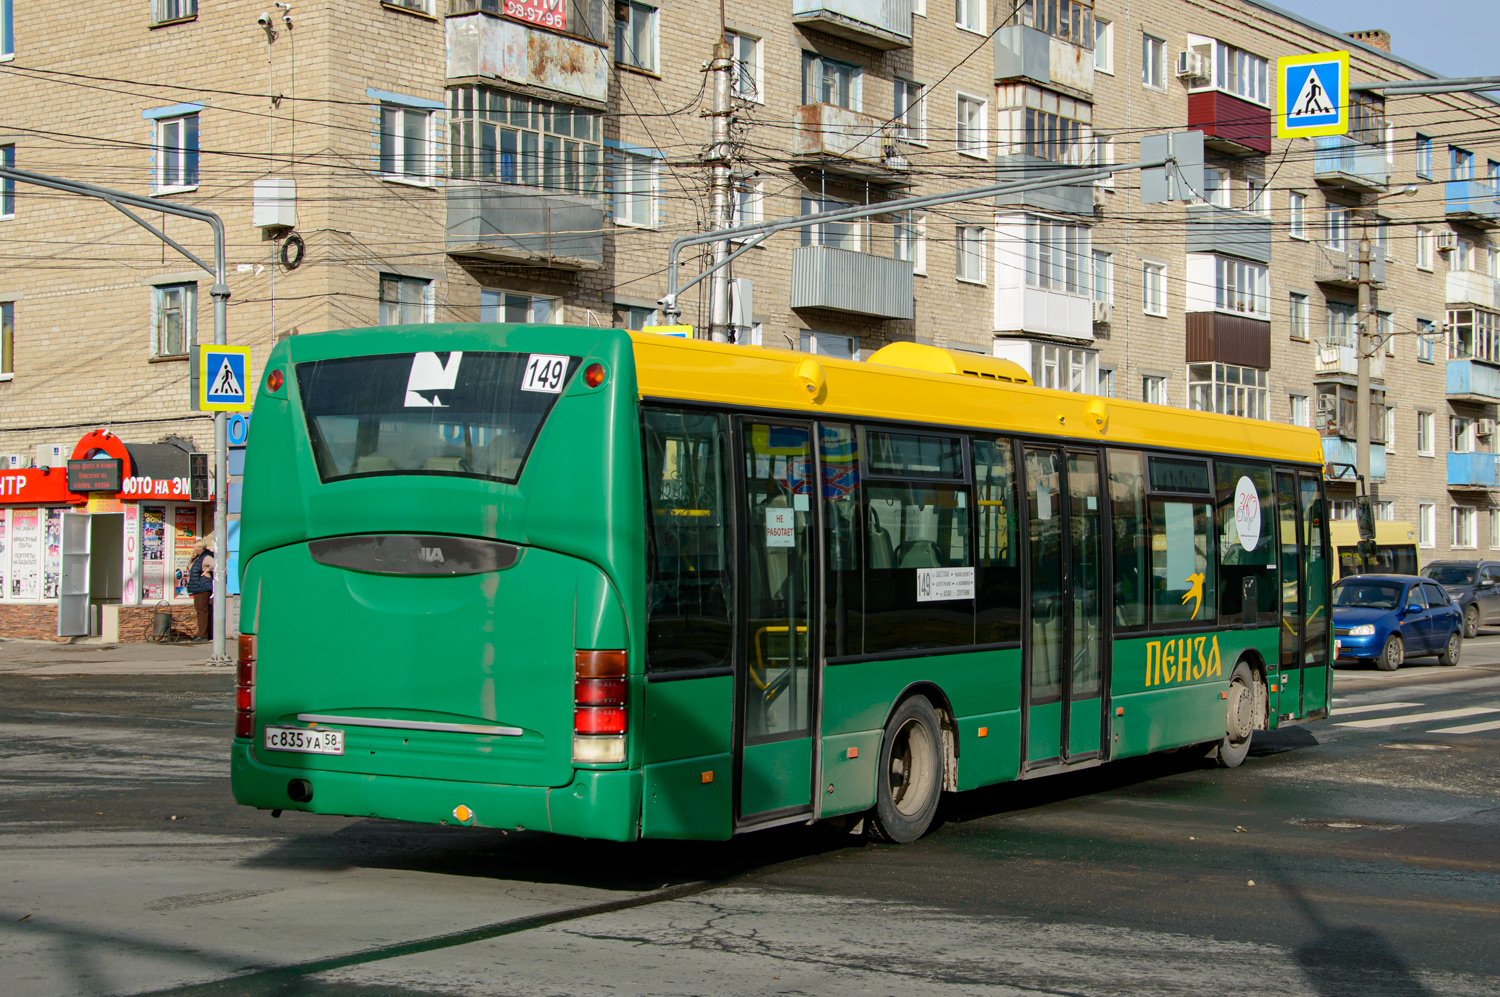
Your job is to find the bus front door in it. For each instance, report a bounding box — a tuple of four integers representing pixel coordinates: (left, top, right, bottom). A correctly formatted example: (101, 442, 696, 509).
(1023, 446, 1107, 769)
(735, 420, 818, 825)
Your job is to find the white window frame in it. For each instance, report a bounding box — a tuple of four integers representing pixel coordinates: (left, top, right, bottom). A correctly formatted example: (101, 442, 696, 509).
(378, 102, 434, 186)
(729, 176, 763, 241)
(1384, 404, 1397, 452)
(0, 300, 13, 380)
(151, 0, 197, 23)
(1142, 375, 1167, 405)
(1143, 260, 1167, 316)
(1246, 178, 1270, 216)
(955, 0, 985, 35)
(481, 288, 561, 325)
(1416, 134, 1433, 179)
(1289, 393, 1310, 427)
(1213, 256, 1269, 317)
(154, 112, 200, 194)
(802, 52, 862, 110)
(895, 211, 927, 275)
(0, 143, 12, 219)
(726, 31, 763, 103)
(1288, 192, 1306, 239)
(1376, 500, 1395, 522)
(151, 282, 196, 358)
(379, 273, 433, 325)
(615, 1, 659, 73)
(1417, 411, 1435, 456)
(956, 94, 987, 159)
(1452, 415, 1476, 454)
(612, 152, 658, 229)
(1092, 250, 1114, 303)
(1454, 506, 1478, 549)
(956, 225, 986, 284)
(1289, 292, 1310, 340)
(894, 79, 927, 144)
(1418, 502, 1435, 548)
(1093, 18, 1113, 74)
(1027, 217, 1092, 296)
(1416, 227, 1433, 270)
(800, 195, 860, 251)
(1325, 204, 1349, 252)
(1200, 167, 1229, 208)
(1417, 318, 1436, 363)
(1141, 33, 1166, 91)
(0, 0, 11, 61)
(801, 330, 860, 361)
(1492, 509, 1500, 549)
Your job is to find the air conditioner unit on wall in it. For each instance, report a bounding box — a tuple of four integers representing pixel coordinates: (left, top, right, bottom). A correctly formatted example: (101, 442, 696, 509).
(0, 454, 32, 470)
(1479, 418, 1496, 437)
(1176, 51, 1208, 79)
(1437, 232, 1459, 252)
(1092, 300, 1112, 324)
(34, 443, 66, 469)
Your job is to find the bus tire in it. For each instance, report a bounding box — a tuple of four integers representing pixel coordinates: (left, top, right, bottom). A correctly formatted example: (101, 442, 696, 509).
(867, 696, 943, 844)
(1215, 661, 1259, 769)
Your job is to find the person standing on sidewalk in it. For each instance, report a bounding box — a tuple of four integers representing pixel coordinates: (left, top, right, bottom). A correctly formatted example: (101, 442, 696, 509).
(187, 536, 215, 643)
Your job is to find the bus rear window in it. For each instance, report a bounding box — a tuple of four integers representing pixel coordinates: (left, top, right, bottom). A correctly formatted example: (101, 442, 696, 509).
(296, 351, 579, 483)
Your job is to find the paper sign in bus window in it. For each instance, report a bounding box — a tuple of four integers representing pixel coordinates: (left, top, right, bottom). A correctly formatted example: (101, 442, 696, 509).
(405, 352, 463, 407)
(521, 354, 568, 393)
(765, 507, 796, 547)
(916, 566, 975, 602)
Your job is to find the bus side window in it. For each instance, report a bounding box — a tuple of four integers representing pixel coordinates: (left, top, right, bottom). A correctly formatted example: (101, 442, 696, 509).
(641, 408, 733, 674)
(973, 437, 1021, 644)
(821, 423, 862, 658)
(1215, 463, 1276, 626)
(1149, 498, 1217, 627)
(1107, 450, 1147, 629)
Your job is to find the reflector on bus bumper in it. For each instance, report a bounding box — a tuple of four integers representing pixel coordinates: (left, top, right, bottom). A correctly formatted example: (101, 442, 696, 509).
(573, 734, 626, 764)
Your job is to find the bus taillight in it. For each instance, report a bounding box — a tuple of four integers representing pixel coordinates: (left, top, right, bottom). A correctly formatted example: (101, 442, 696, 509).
(573, 650, 627, 763)
(235, 635, 256, 739)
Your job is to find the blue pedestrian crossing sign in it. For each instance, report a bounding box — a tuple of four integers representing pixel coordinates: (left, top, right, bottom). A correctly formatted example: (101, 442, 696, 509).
(1277, 51, 1349, 139)
(200, 345, 253, 412)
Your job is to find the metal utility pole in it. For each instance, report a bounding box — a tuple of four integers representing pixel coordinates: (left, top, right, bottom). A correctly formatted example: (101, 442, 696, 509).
(704, 36, 735, 343)
(1354, 185, 1416, 501)
(0, 165, 233, 666)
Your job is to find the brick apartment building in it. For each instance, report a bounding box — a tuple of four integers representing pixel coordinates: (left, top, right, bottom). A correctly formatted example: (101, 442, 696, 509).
(0, 0, 1497, 635)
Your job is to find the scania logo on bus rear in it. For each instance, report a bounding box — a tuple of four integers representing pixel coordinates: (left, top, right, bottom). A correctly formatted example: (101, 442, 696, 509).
(418, 547, 445, 563)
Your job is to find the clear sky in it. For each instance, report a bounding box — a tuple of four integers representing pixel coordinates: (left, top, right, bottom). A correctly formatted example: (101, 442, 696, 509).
(1273, 0, 1500, 79)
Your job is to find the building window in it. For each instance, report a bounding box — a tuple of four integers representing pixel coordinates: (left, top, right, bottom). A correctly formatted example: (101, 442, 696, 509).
(727, 31, 762, 101)
(1246, 178, 1269, 216)
(1325, 301, 1357, 347)
(1018, 0, 1090, 46)
(1492, 510, 1500, 548)
(379, 103, 431, 183)
(1213, 257, 1268, 316)
(1379, 311, 1395, 357)
(1143, 261, 1166, 315)
(955, 0, 985, 33)
(1452, 146, 1474, 181)
(0, 301, 12, 378)
(1289, 293, 1309, 340)
(1288, 192, 1306, 238)
(1098, 368, 1114, 397)
(730, 176, 763, 233)
(800, 195, 859, 251)
(1142, 375, 1167, 405)
(155, 113, 200, 191)
(613, 152, 657, 227)
(615, 2, 658, 73)
(895, 211, 926, 274)
(1036, 344, 1097, 393)
(1289, 393, 1309, 427)
(1212, 41, 1268, 105)
(379, 274, 432, 325)
(1418, 503, 1435, 548)
(1416, 227, 1433, 270)
(1330, 500, 1356, 522)
(614, 304, 658, 330)
(1384, 405, 1397, 451)
(801, 330, 859, 360)
(956, 95, 987, 158)
(1092, 250, 1113, 302)
(1416, 134, 1433, 178)
(1141, 34, 1165, 90)
(1093, 18, 1113, 72)
(1447, 307, 1500, 362)
(151, 283, 196, 357)
(1, 0, 10, 58)
(1454, 507, 1478, 548)
(0, 144, 12, 218)
(151, 0, 197, 23)
(448, 87, 602, 195)
(1200, 167, 1229, 208)
(1417, 411, 1434, 455)
(1024, 105, 1087, 164)
(956, 225, 985, 283)
(1325, 204, 1349, 251)
(1349, 92, 1387, 147)
(1375, 218, 1391, 261)
(1188, 362, 1268, 419)
(481, 288, 559, 324)
(894, 79, 925, 143)
(1026, 218, 1089, 295)
(1417, 318, 1436, 363)
(1376, 500, 1395, 522)
(1452, 416, 1475, 454)
(802, 53, 860, 109)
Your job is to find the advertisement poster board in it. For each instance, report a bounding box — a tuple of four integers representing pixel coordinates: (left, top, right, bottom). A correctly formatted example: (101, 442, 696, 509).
(0, 509, 8, 600)
(10, 508, 40, 600)
(173, 507, 199, 598)
(142, 505, 166, 601)
(43, 508, 63, 600)
(122, 504, 139, 606)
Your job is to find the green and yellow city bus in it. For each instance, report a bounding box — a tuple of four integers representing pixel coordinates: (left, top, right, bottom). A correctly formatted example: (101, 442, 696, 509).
(232, 325, 1331, 843)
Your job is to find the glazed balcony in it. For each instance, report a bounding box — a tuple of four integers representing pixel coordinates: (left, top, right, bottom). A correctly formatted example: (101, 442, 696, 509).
(1186, 90, 1271, 156)
(993, 25, 1093, 96)
(792, 0, 913, 50)
(1447, 270, 1500, 310)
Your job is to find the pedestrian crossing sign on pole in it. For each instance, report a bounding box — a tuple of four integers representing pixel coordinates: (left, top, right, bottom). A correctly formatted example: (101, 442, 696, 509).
(200, 345, 252, 412)
(1277, 50, 1349, 139)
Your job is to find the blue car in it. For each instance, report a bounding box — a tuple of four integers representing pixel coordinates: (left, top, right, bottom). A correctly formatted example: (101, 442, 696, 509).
(1333, 574, 1463, 671)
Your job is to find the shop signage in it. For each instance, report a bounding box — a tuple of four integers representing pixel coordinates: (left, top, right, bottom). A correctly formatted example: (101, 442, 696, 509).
(67, 458, 124, 492)
(504, 0, 567, 32)
(120, 476, 196, 501)
(0, 469, 86, 506)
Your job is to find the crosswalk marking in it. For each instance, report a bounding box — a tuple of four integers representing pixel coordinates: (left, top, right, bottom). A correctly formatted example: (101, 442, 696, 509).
(1332, 701, 1422, 716)
(1336, 706, 1500, 729)
(1429, 718, 1500, 735)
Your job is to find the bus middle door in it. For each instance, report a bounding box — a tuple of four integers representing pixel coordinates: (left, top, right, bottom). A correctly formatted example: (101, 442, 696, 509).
(734, 419, 819, 827)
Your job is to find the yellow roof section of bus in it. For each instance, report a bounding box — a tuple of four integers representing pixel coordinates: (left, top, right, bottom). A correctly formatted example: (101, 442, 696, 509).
(866, 342, 1032, 384)
(629, 333, 1325, 466)
(1330, 521, 1417, 545)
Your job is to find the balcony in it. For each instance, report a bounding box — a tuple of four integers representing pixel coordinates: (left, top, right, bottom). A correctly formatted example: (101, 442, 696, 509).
(1446, 358, 1500, 403)
(1186, 90, 1271, 156)
(1446, 178, 1500, 230)
(993, 286, 1094, 342)
(793, 103, 913, 180)
(1312, 136, 1389, 191)
(993, 25, 1093, 96)
(1312, 243, 1385, 288)
(1322, 437, 1386, 482)
(790, 246, 914, 319)
(446, 186, 603, 270)
(1448, 452, 1500, 490)
(1184, 206, 1272, 264)
(792, 0, 912, 50)
(1185, 312, 1271, 368)
(446, 7, 608, 104)
(1447, 270, 1500, 310)
(993, 155, 1096, 216)
(1312, 343, 1385, 382)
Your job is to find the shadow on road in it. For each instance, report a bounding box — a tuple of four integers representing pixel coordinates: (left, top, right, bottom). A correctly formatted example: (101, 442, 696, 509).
(1278, 880, 1434, 997)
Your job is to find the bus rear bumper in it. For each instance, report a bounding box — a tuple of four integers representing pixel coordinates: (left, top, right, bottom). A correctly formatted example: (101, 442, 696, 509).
(230, 741, 642, 841)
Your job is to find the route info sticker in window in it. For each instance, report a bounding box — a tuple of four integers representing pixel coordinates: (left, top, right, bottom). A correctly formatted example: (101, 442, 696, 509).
(917, 566, 975, 602)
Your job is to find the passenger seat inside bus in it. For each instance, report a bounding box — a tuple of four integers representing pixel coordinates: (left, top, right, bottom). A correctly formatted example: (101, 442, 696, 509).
(478, 433, 525, 479)
(868, 510, 896, 570)
(353, 454, 397, 474)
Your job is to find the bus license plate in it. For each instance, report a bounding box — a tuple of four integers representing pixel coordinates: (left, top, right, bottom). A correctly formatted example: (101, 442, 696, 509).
(264, 725, 344, 756)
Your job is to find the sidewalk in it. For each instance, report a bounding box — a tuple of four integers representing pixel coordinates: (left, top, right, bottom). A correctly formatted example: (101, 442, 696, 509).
(0, 637, 231, 675)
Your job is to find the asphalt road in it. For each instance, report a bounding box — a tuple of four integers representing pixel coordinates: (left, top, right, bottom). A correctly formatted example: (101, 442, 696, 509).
(2, 637, 1499, 996)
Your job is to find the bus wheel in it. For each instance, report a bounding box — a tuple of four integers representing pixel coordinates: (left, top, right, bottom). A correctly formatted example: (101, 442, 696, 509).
(1215, 662, 1259, 769)
(868, 696, 943, 844)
